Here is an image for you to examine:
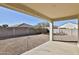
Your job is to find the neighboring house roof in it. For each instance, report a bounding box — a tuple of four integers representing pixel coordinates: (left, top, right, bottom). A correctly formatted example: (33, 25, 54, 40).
(11, 23, 32, 27)
(17, 23, 32, 27)
(58, 22, 78, 29)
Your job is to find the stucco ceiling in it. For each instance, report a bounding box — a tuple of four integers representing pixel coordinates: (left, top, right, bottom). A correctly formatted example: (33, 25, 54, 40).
(0, 3, 79, 21)
(23, 3, 79, 19)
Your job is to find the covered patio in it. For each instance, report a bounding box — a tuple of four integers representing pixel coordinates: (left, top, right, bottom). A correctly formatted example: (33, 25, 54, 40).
(0, 3, 79, 55)
(22, 41, 79, 55)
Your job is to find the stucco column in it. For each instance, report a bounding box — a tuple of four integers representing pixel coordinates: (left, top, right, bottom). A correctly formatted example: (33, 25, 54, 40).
(77, 16, 79, 47)
(49, 22, 54, 41)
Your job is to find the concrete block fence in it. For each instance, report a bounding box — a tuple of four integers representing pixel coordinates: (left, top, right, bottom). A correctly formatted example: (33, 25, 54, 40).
(0, 27, 47, 39)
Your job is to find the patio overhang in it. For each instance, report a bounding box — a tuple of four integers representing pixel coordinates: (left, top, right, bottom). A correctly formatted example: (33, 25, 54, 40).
(0, 3, 79, 21)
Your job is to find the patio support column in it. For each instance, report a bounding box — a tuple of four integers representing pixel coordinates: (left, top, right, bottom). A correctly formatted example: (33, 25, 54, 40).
(49, 21, 54, 41)
(78, 16, 79, 47)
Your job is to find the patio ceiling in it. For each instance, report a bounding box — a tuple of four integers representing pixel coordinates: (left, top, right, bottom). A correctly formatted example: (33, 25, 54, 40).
(0, 3, 79, 21)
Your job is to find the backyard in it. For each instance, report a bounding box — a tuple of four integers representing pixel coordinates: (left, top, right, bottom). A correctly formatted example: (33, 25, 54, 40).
(0, 33, 78, 55)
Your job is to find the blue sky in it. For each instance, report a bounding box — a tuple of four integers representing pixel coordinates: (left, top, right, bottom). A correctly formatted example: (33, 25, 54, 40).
(0, 6, 78, 26)
(54, 19, 78, 26)
(0, 7, 47, 26)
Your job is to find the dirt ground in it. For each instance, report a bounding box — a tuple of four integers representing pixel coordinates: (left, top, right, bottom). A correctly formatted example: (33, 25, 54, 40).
(0, 34, 77, 55)
(0, 34, 49, 55)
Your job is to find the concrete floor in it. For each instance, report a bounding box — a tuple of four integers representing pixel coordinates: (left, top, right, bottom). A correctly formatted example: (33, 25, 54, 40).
(22, 41, 79, 55)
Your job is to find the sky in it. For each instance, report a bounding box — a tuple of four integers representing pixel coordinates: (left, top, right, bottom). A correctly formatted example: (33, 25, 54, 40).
(54, 19, 78, 26)
(0, 7, 47, 26)
(0, 6, 78, 26)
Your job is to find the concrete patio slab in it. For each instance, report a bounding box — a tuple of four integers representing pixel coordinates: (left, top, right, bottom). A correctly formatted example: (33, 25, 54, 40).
(22, 41, 79, 55)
